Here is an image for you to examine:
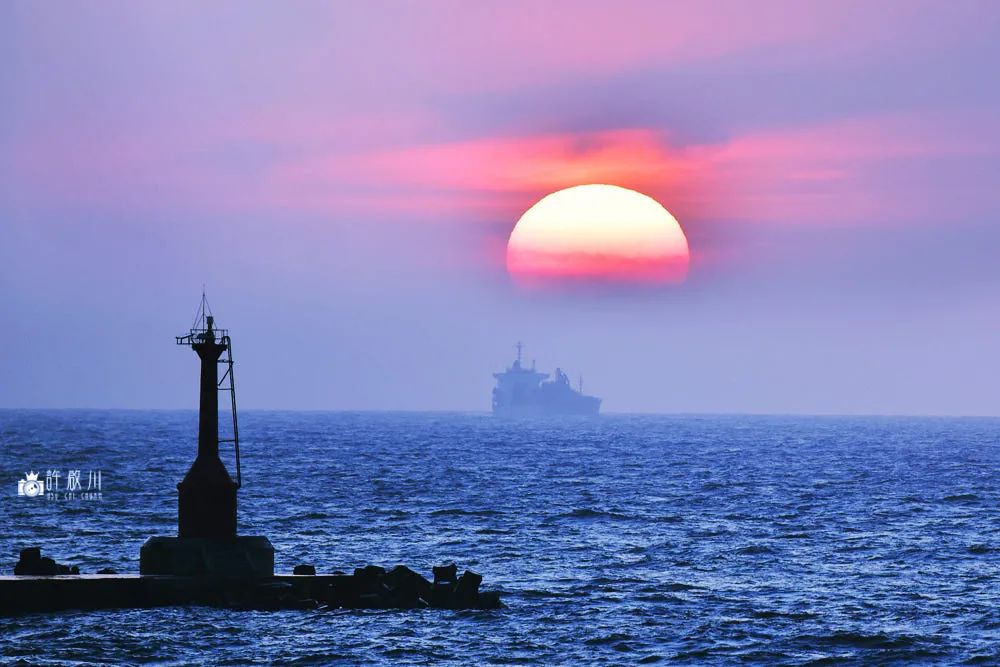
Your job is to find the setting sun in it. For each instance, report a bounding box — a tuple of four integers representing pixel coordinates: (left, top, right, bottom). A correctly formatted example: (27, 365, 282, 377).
(506, 184, 690, 285)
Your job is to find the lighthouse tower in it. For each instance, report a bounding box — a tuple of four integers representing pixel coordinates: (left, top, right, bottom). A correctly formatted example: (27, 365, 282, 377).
(177, 312, 237, 537)
(140, 295, 273, 577)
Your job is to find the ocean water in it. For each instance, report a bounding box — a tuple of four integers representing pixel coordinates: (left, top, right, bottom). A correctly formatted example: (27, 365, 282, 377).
(2, 411, 1000, 665)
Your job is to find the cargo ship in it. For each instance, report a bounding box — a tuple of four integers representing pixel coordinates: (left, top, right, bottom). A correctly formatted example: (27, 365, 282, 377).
(492, 343, 601, 416)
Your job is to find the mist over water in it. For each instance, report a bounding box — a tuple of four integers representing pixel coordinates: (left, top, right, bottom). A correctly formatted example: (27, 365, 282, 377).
(3, 410, 1000, 664)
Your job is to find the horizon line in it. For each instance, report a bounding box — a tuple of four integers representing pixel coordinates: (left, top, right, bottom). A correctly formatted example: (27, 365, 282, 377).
(1, 407, 999, 420)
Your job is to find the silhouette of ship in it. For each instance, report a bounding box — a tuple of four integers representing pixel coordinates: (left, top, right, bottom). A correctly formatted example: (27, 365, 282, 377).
(492, 343, 601, 416)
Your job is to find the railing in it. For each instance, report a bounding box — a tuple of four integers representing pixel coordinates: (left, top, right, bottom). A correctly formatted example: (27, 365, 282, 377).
(176, 327, 230, 345)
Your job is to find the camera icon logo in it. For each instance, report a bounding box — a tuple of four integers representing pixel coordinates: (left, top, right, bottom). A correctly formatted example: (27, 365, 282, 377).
(17, 471, 44, 498)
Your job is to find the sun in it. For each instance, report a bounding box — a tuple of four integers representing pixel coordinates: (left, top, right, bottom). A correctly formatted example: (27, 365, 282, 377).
(506, 184, 690, 285)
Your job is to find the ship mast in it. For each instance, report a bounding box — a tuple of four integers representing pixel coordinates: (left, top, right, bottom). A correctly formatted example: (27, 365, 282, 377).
(515, 341, 524, 365)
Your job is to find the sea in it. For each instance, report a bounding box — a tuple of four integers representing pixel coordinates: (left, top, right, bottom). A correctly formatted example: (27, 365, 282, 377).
(2, 410, 1000, 665)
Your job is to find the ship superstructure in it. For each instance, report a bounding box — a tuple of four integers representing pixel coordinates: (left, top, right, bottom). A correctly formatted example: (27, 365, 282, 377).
(492, 343, 601, 416)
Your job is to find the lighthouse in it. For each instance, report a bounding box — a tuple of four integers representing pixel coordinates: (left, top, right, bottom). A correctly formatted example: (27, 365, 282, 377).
(177, 313, 238, 537)
(140, 295, 273, 577)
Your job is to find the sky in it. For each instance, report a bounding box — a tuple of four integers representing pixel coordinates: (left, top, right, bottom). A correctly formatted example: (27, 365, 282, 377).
(2, 0, 1000, 415)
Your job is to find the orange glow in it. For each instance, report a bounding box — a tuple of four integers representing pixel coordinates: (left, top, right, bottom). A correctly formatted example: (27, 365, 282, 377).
(507, 184, 690, 285)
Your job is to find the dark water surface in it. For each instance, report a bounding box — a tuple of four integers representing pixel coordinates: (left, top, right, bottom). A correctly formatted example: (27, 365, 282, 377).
(2, 411, 1000, 665)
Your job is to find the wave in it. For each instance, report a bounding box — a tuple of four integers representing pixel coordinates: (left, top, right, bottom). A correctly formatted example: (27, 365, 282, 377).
(555, 508, 633, 520)
(636, 593, 686, 604)
(735, 545, 775, 555)
(635, 582, 703, 593)
(800, 631, 920, 650)
(584, 633, 631, 646)
(429, 508, 502, 517)
(517, 589, 579, 599)
(943, 493, 981, 503)
(286, 654, 353, 665)
(752, 609, 817, 621)
(592, 576, 645, 585)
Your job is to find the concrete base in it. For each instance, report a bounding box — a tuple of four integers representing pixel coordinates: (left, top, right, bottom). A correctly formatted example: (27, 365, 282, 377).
(139, 536, 274, 577)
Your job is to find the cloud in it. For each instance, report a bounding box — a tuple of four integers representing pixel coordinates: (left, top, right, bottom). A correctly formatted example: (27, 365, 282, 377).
(4, 2, 999, 241)
(264, 128, 707, 218)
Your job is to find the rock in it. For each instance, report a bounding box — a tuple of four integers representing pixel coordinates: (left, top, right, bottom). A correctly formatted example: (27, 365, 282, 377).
(454, 570, 483, 605)
(353, 564, 386, 580)
(19, 547, 41, 563)
(14, 547, 43, 574)
(384, 565, 432, 608)
(293, 564, 316, 576)
(353, 565, 387, 593)
(477, 591, 503, 609)
(427, 582, 453, 608)
(15, 555, 56, 575)
(249, 581, 297, 610)
(385, 566, 432, 598)
(97, 567, 117, 575)
(432, 563, 457, 585)
(318, 574, 358, 607)
(14, 548, 79, 576)
(37, 557, 58, 575)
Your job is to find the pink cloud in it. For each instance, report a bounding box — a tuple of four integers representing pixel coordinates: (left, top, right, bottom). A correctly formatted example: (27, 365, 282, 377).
(261, 128, 731, 227)
(263, 111, 998, 229)
(709, 112, 1000, 226)
(10, 101, 996, 239)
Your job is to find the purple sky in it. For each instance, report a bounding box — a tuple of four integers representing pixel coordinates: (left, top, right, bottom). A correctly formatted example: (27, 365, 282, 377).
(2, 1, 1000, 414)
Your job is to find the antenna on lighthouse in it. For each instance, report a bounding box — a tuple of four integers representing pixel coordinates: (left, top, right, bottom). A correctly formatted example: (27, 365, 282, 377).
(190, 287, 214, 331)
